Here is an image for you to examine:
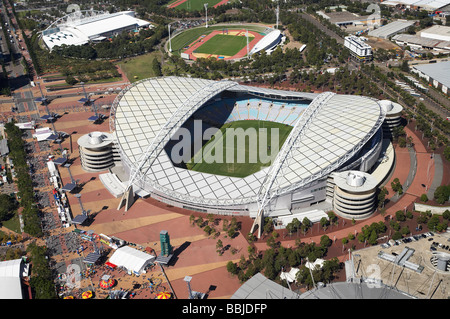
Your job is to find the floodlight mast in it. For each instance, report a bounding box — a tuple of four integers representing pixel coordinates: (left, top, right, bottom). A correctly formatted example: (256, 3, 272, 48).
(204, 3, 208, 28)
(168, 23, 173, 52)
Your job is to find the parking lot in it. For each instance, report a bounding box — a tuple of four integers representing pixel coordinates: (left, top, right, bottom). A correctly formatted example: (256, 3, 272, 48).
(353, 231, 450, 299)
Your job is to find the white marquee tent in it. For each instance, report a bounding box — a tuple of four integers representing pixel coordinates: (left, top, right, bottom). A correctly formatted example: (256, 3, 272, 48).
(108, 246, 155, 274)
(0, 259, 29, 299)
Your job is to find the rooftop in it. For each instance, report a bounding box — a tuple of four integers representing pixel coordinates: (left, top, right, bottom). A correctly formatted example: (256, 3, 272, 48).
(113, 77, 385, 206)
(368, 20, 416, 38)
(412, 61, 450, 89)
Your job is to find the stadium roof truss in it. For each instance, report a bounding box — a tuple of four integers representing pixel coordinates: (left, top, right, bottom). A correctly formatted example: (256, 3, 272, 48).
(115, 78, 239, 207)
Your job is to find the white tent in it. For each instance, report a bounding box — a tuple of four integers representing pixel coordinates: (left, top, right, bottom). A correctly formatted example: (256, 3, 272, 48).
(280, 267, 299, 283)
(108, 246, 155, 275)
(0, 259, 28, 299)
(305, 258, 325, 270)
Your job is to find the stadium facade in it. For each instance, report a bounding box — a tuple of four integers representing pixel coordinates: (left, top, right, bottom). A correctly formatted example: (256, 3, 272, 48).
(107, 76, 400, 222)
(41, 10, 151, 51)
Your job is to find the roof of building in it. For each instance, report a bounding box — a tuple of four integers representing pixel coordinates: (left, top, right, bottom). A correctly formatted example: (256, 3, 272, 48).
(392, 33, 450, 50)
(334, 170, 378, 193)
(0, 259, 25, 299)
(249, 29, 282, 55)
(368, 20, 416, 38)
(42, 11, 151, 50)
(420, 25, 450, 41)
(319, 11, 366, 24)
(77, 131, 113, 149)
(108, 246, 155, 274)
(412, 61, 450, 89)
(299, 281, 415, 299)
(381, 0, 450, 10)
(231, 272, 300, 299)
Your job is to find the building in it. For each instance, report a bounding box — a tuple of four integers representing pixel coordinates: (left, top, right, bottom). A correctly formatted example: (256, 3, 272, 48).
(344, 35, 373, 61)
(411, 61, 450, 95)
(249, 29, 282, 55)
(333, 170, 378, 220)
(317, 10, 381, 27)
(380, 0, 450, 12)
(231, 272, 300, 299)
(231, 271, 415, 299)
(379, 100, 404, 136)
(0, 258, 30, 299)
(42, 10, 151, 51)
(107, 76, 403, 225)
(368, 20, 416, 39)
(392, 33, 450, 54)
(108, 246, 155, 275)
(77, 131, 119, 172)
(420, 25, 450, 42)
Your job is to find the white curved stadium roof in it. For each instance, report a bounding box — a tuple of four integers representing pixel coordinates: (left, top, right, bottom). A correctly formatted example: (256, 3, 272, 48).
(249, 29, 282, 55)
(42, 11, 151, 50)
(111, 76, 385, 207)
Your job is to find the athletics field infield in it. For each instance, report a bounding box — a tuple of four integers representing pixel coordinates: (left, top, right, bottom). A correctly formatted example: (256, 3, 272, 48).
(180, 29, 264, 61)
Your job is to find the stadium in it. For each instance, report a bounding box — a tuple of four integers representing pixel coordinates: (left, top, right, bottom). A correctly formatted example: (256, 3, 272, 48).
(170, 24, 282, 61)
(105, 76, 400, 234)
(41, 10, 151, 51)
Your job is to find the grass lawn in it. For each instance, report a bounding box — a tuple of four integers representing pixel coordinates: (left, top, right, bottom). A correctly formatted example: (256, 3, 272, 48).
(2, 212, 21, 234)
(186, 120, 292, 178)
(169, 0, 223, 11)
(118, 51, 163, 83)
(194, 34, 253, 56)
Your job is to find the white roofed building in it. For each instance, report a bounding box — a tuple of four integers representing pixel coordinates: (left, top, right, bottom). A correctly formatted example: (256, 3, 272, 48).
(0, 259, 29, 299)
(109, 76, 394, 227)
(42, 10, 152, 51)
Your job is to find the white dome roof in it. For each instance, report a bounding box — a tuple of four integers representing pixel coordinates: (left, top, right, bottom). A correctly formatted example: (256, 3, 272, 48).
(379, 100, 394, 112)
(346, 172, 366, 187)
(88, 132, 106, 145)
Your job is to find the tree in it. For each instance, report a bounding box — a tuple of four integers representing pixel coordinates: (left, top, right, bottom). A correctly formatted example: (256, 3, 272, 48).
(65, 75, 78, 86)
(320, 217, 330, 230)
(152, 58, 162, 77)
(0, 194, 16, 221)
(395, 210, 406, 222)
(226, 261, 238, 275)
(420, 194, 428, 202)
(368, 229, 378, 245)
(216, 239, 223, 255)
(434, 185, 450, 204)
(320, 235, 332, 248)
(391, 178, 403, 195)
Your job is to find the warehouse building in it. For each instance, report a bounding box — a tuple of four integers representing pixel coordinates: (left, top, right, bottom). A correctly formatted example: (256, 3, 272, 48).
(411, 61, 450, 95)
(368, 20, 416, 39)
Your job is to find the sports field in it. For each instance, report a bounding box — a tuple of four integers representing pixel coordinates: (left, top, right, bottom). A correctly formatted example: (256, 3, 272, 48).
(169, 24, 268, 56)
(168, 0, 226, 11)
(186, 120, 293, 178)
(195, 34, 253, 56)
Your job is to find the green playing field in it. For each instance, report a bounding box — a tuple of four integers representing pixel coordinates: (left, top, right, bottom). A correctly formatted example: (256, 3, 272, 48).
(186, 120, 293, 178)
(194, 34, 253, 56)
(169, 0, 223, 11)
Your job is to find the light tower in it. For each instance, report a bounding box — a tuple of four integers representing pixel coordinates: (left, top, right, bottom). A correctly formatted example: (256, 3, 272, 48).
(168, 23, 173, 52)
(276, 2, 279, 29)
(204, 3, 208, 28)
(246, 29, 249, 57)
